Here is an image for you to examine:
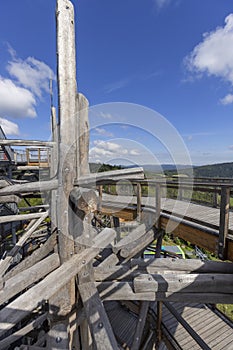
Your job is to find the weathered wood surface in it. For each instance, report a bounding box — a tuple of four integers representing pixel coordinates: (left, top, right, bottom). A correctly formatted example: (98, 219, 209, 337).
(0, 211, 46, 224)
(96, 281, 155, 301)
(158, 302, 233, 350)
(5, 232, 57, 280)
(119, 229, 157, 260)
(0, 139, 54, 147)
(0, 180, 58, 195)
(134, 273, 233, 294)
(0, 228, 115, 337)
(0, 254, 60, 305)
(0, 211, 49, 277)
(79, 282, 118, 349)
(112, 224, 147, 254)
(131, 301, 149, 350)
(131, 257, 233, 274)
(218, 186, 230, 259)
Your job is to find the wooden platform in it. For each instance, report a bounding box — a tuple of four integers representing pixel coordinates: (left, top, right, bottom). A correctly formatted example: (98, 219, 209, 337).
(102, 193, 233, 260)
(158, 302, 233, 350)
(105, 301, 233, 349)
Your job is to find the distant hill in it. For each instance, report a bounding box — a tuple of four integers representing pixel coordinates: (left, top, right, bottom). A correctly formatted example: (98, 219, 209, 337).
(166, 162, 233, 178)
(89, 162, 233, 179)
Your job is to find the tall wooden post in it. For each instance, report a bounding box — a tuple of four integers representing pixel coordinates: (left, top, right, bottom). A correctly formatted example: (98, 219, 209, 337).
(48, 1, 80, 346)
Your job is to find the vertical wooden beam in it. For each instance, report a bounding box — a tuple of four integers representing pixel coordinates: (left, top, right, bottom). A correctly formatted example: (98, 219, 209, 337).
(137, 183, 142, 222)
(77, 93, 90, 177)
(79, 282, 118, 349)
(131, 301, 150, 350)
(156, 301, 163, 345)
(219, 186, 230, 260)
(50, 106, 58, 231)
(155, 184, 161, 229)
(98, 185, 103, 211)
(213, 190, 218, 208)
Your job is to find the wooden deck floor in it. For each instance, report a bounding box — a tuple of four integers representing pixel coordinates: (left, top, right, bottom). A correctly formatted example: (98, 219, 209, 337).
(105, 301, 233, 349)
(102, 193, 233, 234)
(159, 302, 233, 350)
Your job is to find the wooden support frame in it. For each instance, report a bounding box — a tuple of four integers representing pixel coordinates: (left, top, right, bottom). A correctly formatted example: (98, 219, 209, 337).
(131, 301, 149, 350)
(79, 282, 118, 349)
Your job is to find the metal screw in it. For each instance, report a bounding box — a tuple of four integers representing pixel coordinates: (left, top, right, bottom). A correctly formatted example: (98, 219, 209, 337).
(98, 322, 103, 329)
(82, 260, 86, 264)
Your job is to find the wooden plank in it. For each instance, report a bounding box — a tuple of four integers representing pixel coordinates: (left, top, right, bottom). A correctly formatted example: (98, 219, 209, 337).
(0, 180, 58, 195)
(134, 273, 233, 294)
(164, 302, 211, 350)
(112, 224, 146, 254)
(0, 228, 116, 337)
(131, 301, 149, 350)
(5, 232, 57, 281)
(79, 282, 118, 349)
(0, 253, 60, 305)
(0, 139, 54, 147)
(120, 229, 158, 260)
(0, 211, 47, 224)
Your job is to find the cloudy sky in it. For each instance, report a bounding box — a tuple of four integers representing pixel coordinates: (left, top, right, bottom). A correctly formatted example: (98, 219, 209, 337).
(0, 0, 233, 166)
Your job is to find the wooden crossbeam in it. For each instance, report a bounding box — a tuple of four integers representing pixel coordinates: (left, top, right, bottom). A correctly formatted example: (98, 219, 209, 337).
(0, 180, 58, 196)
(134, 273, 233, 294)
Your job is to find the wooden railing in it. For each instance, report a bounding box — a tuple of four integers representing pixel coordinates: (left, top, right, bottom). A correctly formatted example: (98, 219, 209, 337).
(94, 177, 233, 261)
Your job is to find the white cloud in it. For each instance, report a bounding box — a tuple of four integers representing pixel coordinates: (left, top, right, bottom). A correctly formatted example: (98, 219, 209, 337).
(89, 140, 143, 163)
(7, 55, 55, 97)
(220, 93, 233, 105)
(0, 118, 19, 136)
(94, 127, 113, 137)
(185, 14, 233, 86)
(153, 0, 171, 10)
(104, 78, 129, 93)
(0, 77, 36, 118)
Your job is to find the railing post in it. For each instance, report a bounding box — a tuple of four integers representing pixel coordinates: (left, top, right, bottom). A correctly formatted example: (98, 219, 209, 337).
(98, 185, 103, 211)
(155, 184, 161, 229)
(218, 186, 230, 260)
(137, 183, 142, 222)
(213, 188, 218, 208)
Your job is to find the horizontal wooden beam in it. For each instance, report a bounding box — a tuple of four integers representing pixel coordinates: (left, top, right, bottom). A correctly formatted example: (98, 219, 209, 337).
(0, 180, 58, 196)
(0, 139, 54, 147)
(0, 211, 46, 224)
(131, 257, 233, 274)
(134, 273, 233, 294)
(75, 167, 144, 186)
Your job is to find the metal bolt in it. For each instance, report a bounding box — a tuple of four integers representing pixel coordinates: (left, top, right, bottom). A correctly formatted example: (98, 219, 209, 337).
(98, 322, 103, 329)
(148, 277, 152, 281)
(82, 260, 86, 264)
(219, 242, 223, 246)
(56, 336, 62, 343)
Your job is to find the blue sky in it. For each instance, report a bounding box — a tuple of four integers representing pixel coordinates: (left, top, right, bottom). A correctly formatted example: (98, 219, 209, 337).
(0, 0, 233, 166)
